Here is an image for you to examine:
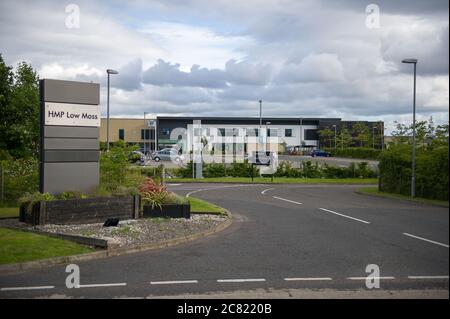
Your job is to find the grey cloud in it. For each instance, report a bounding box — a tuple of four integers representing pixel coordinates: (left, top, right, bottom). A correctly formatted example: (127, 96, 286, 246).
(225, 59, 272, 85)
(381, 25, 449, 75)
(142, 59, 227, 88)
(276, 53, 345, 83)
(112, 59, 143, 91)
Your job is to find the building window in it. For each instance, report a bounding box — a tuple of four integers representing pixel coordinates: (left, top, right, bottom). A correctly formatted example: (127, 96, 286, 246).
(268, 129, 278, 137)
(161, 128, 171, 136)
(217, 128, 226, 137)
(246, 128, 259, 137)
(118, 129, 125, 140)
(141, 129, 151, 140)
(285, 129, 293, 137)
(305, 129, 318, 140)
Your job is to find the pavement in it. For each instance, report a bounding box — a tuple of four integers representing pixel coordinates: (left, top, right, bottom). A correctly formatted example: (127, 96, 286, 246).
(0, 183, 448, 299)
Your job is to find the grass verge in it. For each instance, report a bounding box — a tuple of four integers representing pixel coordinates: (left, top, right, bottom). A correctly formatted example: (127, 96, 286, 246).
(0, 207, 19, 218)
(358, 187, 449, 207)
(188, 197, 226, 215)
(0, 228, 94, 265)
(169, 177, 378, 184)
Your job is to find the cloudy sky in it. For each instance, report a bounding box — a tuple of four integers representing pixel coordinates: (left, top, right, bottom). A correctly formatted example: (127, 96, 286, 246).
(0, 0, 448, 132)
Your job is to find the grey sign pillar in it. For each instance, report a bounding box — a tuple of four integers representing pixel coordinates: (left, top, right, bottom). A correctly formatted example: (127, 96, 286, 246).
(39, 79, 100, 195)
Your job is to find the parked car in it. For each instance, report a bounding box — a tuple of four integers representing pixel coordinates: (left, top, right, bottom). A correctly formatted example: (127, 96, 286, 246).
(310, 149, 331, 157)
(130, 150, 145, 163)
(151, 148, 185, 163)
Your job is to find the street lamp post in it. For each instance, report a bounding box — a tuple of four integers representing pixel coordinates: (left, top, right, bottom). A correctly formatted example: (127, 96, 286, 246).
(402, 58, 418, 198)
(372, 125, 377, 150)
(106, 69, 119, 152)
(265, 121, 271, 152)
(332, 125, 337, 150)
(144, 112, 148, 156)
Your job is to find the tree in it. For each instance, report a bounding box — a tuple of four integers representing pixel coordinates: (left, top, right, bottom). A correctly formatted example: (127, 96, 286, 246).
(352, 122, 371, 147)
(337, 126, 352, 150)
(0, 55, 40, 158)
(318, 128, 334, 148)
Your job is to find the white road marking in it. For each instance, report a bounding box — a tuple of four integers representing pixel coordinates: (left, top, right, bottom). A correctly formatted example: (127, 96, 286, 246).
(273, 196, 303, 205)
(408, 276, 449, 279)
(1, 285, 55, 291)
(186, 189, 206, 197)
(402, 233, 449, 248)
(284, 277, 332, 281)
(166, 183, 182, 186)
(77, 283, 127, 288)
(185, 184, 263, 198)
(319, 208, 370, 224)
(150, 280, 198, 285)
(261, 188, 275, 195)
(347, 277, 395, 280)
(217, 279, 266, 283)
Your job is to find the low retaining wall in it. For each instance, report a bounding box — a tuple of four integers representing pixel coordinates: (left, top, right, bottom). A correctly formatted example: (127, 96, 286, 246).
(143, 204, 190, 219)
(19, 195, 140, 225)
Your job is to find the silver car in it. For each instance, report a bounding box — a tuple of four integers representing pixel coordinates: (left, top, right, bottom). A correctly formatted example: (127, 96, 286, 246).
(151, 148, 185, 163)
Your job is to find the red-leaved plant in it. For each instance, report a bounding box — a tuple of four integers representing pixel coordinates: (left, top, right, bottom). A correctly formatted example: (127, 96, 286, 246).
(138, 178, 166, 194)
(138, 178, 168, 210)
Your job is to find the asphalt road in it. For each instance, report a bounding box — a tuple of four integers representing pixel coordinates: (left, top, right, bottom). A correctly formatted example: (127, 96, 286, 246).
(0, 183, 448, 298)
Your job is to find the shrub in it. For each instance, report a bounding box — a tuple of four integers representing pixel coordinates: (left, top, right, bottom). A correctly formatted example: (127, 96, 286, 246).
(379, 144, 448, 200)
(138, 178, 169, 210)
(0, 157, 39, 205)
(324, 147, 382, 160)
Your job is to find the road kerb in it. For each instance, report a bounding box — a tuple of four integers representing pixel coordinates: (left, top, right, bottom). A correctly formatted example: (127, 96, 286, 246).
(0, 210, 233, 274)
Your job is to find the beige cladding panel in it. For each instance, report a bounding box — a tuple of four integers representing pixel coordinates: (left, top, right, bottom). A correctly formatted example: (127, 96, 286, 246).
(100, 118, 154, 143)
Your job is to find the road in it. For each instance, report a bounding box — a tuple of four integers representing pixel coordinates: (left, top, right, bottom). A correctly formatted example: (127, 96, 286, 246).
(0, 183, 448, 298)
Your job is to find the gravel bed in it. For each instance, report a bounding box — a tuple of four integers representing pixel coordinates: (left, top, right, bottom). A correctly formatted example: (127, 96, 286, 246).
(0, 214, 229, 248)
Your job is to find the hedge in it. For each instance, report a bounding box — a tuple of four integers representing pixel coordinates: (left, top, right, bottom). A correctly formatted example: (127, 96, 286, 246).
(323, 147, 382, 160)
(378, 144, 449, 200)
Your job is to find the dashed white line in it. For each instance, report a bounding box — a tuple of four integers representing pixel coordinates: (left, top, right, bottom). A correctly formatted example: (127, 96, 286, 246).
(0, 285, 55, 291)
(77, 283, 127, 288)
(261, 188, 275, 195)
(150, 280, 198, 285)
(273, 196, 303, 205)
(284, 277, 332, 281)
(347, 277, 395, 280)
(402, 233, 449, 248)
(319, 208, 370, 224)
(408, 276, 449, 279)
(217, 279, 266, 283)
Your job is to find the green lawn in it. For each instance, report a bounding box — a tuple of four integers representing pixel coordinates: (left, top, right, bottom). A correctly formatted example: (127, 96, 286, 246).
(358, 187, 449, 207)
(170, 177, 378, 184)
(0, 228, 94, 265)
(188, 197, 226, 214)
(0, 207, 19, 218)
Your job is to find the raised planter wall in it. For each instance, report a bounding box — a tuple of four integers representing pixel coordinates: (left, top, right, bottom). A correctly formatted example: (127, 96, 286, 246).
(19, 195, 141, 225)
(143, 204, 190, 219)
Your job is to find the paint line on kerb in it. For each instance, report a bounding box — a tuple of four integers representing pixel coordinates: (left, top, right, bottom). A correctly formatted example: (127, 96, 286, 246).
(402, 233, 449, 248)
(347, 277, 395, 281)
(150, 280, 198, 285)
(261, 188, 275, 195)
(217, 279, 266, 283)
(284, 277, 332, 281)
(319, 208, 370, 224)
(273, 196, 303, 205)
(185, 184, 266, 198)
(77, 283, 127, 288)
(0, 285, 55, 291)
(186, 189, 206, 197)
(408, 276, 449, 279)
